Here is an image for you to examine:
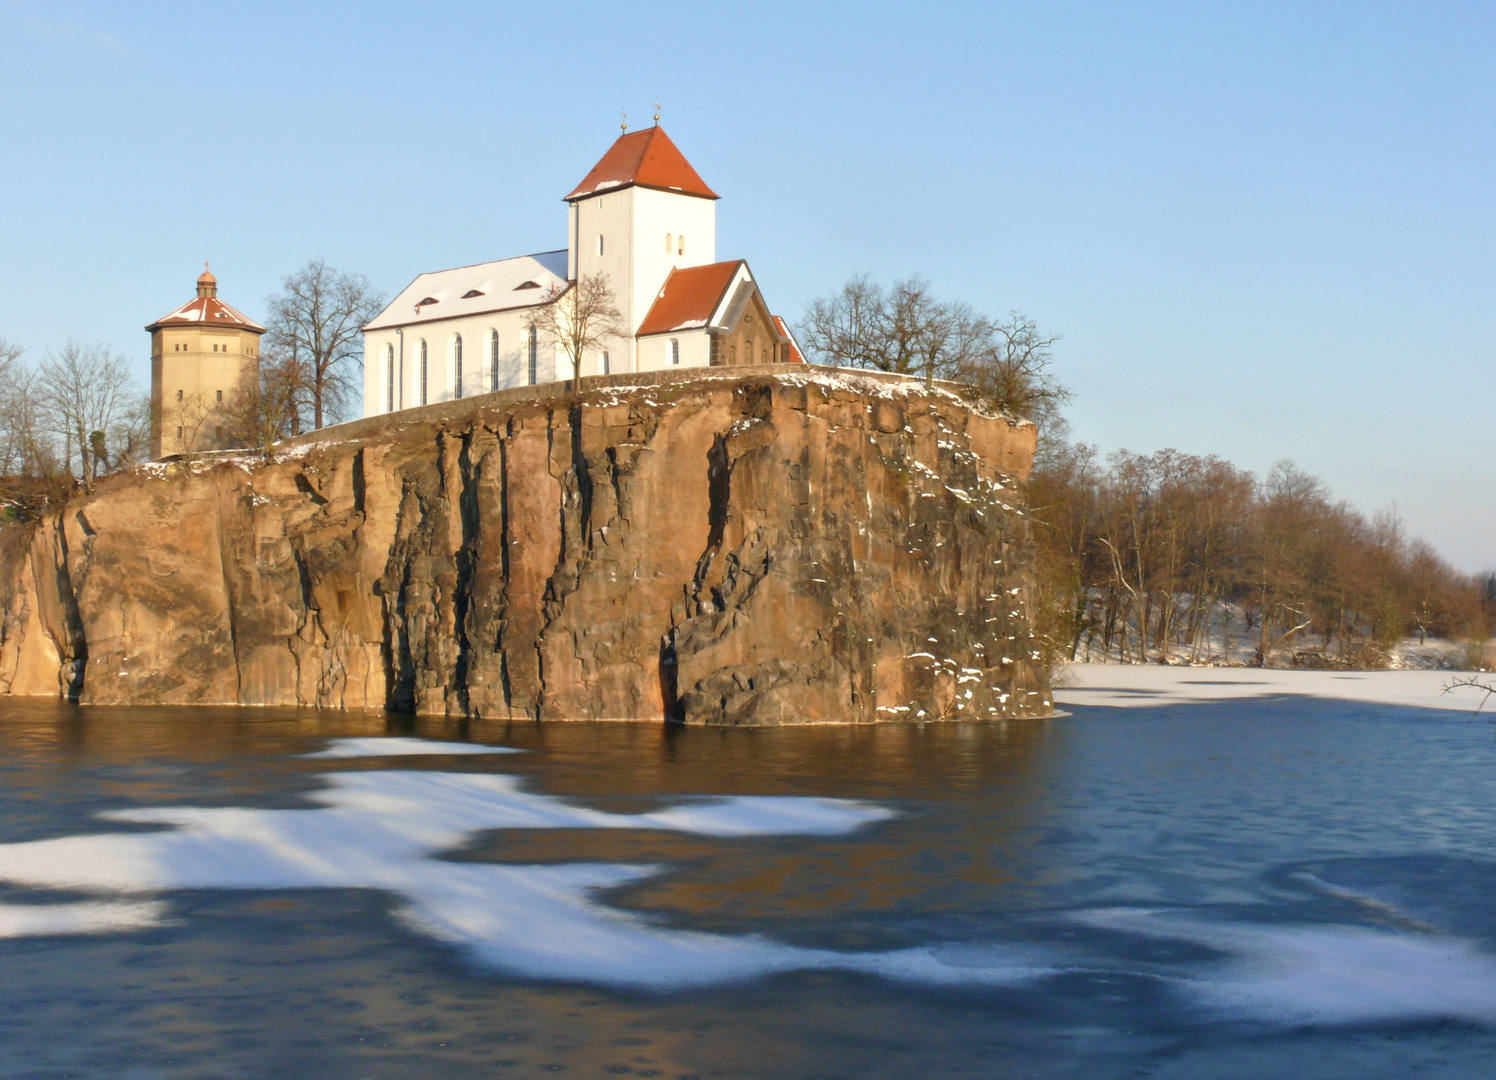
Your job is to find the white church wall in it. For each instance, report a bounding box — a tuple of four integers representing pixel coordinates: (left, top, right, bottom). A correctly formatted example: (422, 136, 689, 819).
(362, 304, 562, 416)
(629, 187, 716, 344)
(573, 192, 638, 371)
(636, 330, 711, 372)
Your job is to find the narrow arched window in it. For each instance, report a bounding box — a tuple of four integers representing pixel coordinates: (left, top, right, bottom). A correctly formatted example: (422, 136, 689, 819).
(528, 327, 538, 385)
(489, 329, 499, 391)
(453, 334, 463, 398)
(419, 340, 428, 405)
(670, 338, 680, 365)
(666, 232, 673, 253)
(386, 345, 394, 412)
(678, 235, 685, 256)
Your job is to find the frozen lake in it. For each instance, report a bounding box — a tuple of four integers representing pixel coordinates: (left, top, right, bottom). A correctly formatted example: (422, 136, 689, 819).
(0, 667, 1491, 1077)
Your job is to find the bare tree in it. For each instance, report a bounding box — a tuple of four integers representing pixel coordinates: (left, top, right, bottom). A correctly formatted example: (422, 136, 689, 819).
(953, 313, 1071, 435)
(37, 341, 138, 491)
(524, 273, 625, 384)
(264, 259, 385, 430)
(798, 275, 990, 383)
(798, 276, 1070, 418)
(0, 339, 22, 378)
(223, 353, 307, 460)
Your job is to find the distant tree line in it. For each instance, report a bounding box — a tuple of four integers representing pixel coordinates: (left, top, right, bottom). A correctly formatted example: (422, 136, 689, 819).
(1029, 446, 1493, 667)
(799, 274, 1494, 669)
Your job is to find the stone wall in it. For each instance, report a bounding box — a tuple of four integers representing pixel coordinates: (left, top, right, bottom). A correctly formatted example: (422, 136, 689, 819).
(0, 366, 1050, 724)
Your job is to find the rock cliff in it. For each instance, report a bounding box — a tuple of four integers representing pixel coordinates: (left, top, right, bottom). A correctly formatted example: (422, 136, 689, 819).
(0, 366, 1050, 724)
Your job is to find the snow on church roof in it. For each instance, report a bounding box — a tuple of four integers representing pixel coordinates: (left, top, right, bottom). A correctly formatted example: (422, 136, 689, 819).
(635, 262, 744, 337)
(364, 250, 570, 331)
(564, 126, 718, 202)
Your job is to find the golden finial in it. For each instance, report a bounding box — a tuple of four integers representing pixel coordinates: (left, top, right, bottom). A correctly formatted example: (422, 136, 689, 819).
(653, 100, 660, 125)
(620, 109, 627, 133)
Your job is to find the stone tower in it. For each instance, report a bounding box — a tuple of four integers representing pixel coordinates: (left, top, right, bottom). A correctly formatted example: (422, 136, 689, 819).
(146, 265, 266, 459)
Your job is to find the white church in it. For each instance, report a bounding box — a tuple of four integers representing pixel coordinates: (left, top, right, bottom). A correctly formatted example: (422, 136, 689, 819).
(362, 124, 804, 416)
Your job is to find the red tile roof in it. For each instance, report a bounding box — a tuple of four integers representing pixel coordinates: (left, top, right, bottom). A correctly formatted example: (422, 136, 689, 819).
(147, 295, 265, 333)
(773, 316, 806, 363)
(565, 126, 718, 202)
(635, 262, 742, 337)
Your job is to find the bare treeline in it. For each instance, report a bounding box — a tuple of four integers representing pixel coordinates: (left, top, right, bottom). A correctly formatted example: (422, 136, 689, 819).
(797, 274, 1072, 431)
(1030, 444, 1494, 668)
(0, 338, 149, 506)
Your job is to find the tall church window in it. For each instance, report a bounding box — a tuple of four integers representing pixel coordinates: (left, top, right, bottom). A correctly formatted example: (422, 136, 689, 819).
(488, 330, 499, 391)
(666, 233, 672, 253)
(453, 334, 463, 398)
(602, 351, 610, 376)
(419, 340, 428, 405)
(527, 327, 538, 385)
(386, 345, 395, 412)
(678, 235, 685, 256)
(597, 234, 605, 256)
(670, 339, 679, 366)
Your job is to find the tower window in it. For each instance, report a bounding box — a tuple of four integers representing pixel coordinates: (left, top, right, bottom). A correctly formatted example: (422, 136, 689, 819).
(670, 339, 679, 366)
(489, 330, 499, 391)
(177, 389, 183, 402)
(216, 390, 223, 402)
(453, 333, 463, 398)
(527, 327, 538, 385)
(419, 340, 428, 405)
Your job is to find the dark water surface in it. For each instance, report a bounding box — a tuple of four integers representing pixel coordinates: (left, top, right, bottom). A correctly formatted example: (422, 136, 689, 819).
(0, 695, 1492, 1078)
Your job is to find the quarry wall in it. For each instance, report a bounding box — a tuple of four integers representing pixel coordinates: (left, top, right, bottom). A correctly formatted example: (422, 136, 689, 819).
(0, 366, 1050, 724)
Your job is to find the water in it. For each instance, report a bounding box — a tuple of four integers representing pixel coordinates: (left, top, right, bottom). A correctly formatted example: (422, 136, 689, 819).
(0, 692, 1492, 1078)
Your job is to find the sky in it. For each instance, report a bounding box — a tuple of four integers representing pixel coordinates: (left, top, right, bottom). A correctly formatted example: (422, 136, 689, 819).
(0, 1, 1491, 572)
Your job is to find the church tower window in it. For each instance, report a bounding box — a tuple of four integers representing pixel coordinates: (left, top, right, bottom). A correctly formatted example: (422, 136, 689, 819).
(489, 330, 499, 391)
(453, 334, 463, 398)
(419, 340, 428, 405)
(527, 327, 538, 385)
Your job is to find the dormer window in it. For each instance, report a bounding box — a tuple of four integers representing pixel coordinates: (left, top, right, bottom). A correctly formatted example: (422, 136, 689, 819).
(461, 289, 485, 299)
(514, 280, 541, 290)
(416, 296, 440, 309)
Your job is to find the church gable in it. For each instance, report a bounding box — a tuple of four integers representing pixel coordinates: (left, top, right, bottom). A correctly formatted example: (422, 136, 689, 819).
(709, 279, 785, 366)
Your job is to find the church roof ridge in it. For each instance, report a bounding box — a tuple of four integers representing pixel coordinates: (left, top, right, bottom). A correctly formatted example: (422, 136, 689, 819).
(564, 126, 718, 202)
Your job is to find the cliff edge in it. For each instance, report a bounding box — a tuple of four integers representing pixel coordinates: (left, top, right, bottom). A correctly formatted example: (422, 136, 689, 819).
(0, 365, 1051, 723)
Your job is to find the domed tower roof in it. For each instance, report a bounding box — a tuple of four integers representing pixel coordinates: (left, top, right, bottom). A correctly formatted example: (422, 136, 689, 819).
(147, 264, 264, 334)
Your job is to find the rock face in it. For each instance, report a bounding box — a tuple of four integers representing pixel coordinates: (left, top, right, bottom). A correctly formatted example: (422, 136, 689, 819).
(0, 366, 1050, 723)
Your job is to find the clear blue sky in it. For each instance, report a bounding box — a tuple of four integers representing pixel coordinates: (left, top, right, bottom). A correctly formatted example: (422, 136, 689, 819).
(1, 1, 1491, 571)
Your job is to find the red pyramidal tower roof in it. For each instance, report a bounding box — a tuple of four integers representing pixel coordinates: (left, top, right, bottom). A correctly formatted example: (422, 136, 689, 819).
(565, 126, 718, 202)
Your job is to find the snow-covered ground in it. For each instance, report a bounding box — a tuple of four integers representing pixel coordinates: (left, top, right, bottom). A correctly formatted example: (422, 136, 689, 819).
(1066, 596, 1492, 671)
(1055, 662, 1494, 714)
